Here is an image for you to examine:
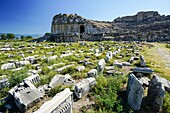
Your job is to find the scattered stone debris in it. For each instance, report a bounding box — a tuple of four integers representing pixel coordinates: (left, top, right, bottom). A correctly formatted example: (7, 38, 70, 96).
(49, 74, 75, 88)
(74, 77, 96, 99)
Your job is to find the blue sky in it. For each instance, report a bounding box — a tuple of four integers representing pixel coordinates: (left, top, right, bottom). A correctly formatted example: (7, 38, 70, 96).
(0, 0, 169, 34)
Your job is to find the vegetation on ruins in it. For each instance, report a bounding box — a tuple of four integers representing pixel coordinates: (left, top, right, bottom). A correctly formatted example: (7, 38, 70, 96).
(0, 41, 170, 113)
(163, 92, 170, 113)
(92, 75, 126, 113)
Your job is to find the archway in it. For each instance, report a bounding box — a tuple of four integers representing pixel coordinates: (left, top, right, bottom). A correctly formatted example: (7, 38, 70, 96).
(80, 25, 85, 33)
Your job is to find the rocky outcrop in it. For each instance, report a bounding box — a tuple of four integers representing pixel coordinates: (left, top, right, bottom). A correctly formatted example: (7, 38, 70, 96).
(113, 11, 170, 42)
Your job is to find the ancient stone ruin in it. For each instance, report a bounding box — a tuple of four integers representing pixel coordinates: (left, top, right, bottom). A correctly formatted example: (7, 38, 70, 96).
(45, 13, 112, 42)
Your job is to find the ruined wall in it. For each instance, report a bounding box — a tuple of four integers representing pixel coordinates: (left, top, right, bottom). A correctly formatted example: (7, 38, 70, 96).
(136, 11, 160, 22)
(51, 23, 80, 34)
(51, 14, 106, 35)
(114, 11, 160, 23)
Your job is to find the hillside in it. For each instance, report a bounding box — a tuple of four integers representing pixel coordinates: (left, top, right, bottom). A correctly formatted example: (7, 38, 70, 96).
(0, 33, 43, 38)
(112, 11, 170, 41)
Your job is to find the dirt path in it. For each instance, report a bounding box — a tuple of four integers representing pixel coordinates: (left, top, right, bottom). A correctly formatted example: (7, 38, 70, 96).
(155, 44, 170, 67)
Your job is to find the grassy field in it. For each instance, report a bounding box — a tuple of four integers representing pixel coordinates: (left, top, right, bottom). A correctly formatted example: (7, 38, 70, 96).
(141, 43, 170, 80)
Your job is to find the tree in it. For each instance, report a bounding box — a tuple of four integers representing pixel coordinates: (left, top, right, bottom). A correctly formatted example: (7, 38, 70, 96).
(20, 35, 25, 40)
(7, 33, 15, 40)
(45, 32, 51, 36)
(0, 34, 6, 40)
(26, 35, 33, 39)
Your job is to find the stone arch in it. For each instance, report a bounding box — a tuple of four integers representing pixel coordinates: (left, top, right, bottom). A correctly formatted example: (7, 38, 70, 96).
(80, 25, 85, 33)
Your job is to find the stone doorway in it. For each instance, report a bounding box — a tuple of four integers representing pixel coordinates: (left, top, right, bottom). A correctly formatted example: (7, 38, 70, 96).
(80, 25, 85, 33)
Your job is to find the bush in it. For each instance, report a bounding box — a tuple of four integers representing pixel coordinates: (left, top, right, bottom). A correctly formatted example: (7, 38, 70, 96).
(8, 69, 28, 88)
(92, 75, 125, 112)
(163, 92, 170, 112)
(60, 66, 76, 75)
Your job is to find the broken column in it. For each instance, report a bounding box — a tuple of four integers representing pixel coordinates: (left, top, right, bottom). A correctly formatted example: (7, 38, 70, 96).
(126, 73, 144, 110)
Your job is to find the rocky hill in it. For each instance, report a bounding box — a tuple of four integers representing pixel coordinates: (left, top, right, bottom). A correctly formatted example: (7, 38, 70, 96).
(112, 11, 170, 41)
(33, 11, 170, 42)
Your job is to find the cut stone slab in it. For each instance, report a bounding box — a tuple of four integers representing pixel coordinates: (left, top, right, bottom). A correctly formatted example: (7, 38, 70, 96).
(55, 64, 74, 73)
(49, 74, 75, 88)
(47, 55, 58, 62)
(133, 67, 154, 74)
(106, 70, 115, 76)
(127, 73, 144, 110)
(114, 63, 123, 69)
(1, 63, 16, 70)
(139, 77, 150, 86)
(87, 69, 98, 77)
(122, 62, 130, 66)
(74, 77, 96, 99)
(105, 66, 114, 70)
(15, 61, 30, 67)
(97, 59, 106, 74)
(76, 66, 85, 72)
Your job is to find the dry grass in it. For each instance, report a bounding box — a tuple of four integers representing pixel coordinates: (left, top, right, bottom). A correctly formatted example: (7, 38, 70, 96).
(141, 43, 170, 80)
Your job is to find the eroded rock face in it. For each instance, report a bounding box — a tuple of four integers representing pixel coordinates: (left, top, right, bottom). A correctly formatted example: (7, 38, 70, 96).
(127, 74, 144, 110)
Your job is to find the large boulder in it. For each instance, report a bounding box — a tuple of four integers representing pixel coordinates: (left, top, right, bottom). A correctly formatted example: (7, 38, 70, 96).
(147, 75, 165, 111)
(151, 75, 170, 92)
(127, 74, 144, 110)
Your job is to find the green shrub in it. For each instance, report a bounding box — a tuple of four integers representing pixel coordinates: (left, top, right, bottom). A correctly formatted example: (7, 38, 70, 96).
(92, 75, 125, 112)
(60, 66, 76, 75)
(163, 92, 170, 112)
(8, 69, 28, 88)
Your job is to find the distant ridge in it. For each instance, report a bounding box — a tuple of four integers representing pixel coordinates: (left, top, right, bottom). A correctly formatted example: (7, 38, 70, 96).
(0, 33, 43, 38)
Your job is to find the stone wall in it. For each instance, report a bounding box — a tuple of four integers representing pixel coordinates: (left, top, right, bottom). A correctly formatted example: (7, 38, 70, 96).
(51, 14, 108, 35)
(114, 11, 160, 23)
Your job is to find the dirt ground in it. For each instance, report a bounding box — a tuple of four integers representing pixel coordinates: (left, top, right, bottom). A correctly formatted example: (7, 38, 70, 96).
(73, 96, 95, 113)
(156, 44, 170, 67)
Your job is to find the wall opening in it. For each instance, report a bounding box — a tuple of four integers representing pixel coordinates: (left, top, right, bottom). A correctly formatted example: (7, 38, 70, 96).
(80, 25, 85, 33)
